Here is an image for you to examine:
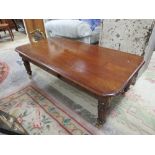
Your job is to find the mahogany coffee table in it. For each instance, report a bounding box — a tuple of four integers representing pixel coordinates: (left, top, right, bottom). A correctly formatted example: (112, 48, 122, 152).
(15, 37, 144, 126)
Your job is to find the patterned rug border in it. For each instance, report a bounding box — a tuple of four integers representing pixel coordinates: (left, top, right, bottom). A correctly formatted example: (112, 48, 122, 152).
(0, 60, 9, 84)
(32, 84, 101, 134)
(0, 83, 100, 134)
(29, 86, 93, 134)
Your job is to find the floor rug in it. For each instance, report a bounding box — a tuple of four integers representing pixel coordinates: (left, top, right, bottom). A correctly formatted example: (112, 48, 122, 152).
(0, 60, 9, 84)
(0, 85, 98, 135)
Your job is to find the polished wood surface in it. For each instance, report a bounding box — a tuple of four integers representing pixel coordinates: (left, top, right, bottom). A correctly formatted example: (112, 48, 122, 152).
(16, 37, 144, 126)
(16, 37, 144, 98)
(0, 23, 14, 41)
(0, 19, 18, 31)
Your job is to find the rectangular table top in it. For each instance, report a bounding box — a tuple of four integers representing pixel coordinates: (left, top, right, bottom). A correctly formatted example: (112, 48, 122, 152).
(15, 37, 144, 97)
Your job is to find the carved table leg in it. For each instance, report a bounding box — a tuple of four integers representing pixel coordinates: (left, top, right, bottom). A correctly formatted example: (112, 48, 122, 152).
(131, 72, 138, 85)
(96, 97, 111, 128)
(122, 73, 138, 94)
(22, 58, 32, 78)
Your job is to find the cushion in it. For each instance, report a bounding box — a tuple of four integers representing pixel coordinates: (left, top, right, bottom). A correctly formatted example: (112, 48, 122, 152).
(99, 19, 155, 56)
(45, 20, 92, 38)
(79, 19, 101, 31)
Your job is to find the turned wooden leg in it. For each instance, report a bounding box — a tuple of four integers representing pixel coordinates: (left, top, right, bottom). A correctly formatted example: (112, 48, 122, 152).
(131, 72, 138, 85)
(8, 28, 14, 41)
(96, 97, 111, 128)
(22, 58, 32, 78)
(122, 73, 138, 94)
(10, 28, 14, 39)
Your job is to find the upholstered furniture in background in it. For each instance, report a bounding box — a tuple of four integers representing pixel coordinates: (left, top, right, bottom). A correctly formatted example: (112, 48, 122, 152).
(45, 19, 155, 77)
(99, 19, 155, 76)
(45, 19, 101, 44)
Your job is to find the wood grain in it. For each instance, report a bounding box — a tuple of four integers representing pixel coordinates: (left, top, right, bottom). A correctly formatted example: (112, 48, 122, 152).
(16, 37, 145, 126)
(16, 37, 144, 98)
